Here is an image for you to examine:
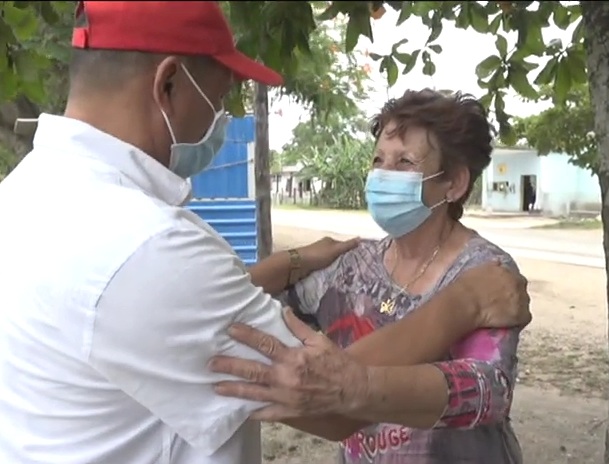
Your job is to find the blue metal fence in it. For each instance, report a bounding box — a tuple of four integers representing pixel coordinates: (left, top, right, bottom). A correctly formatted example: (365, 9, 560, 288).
(186, 115, 258, 265)
(186, 200, 258, 266)
(190, 116, 255, 200)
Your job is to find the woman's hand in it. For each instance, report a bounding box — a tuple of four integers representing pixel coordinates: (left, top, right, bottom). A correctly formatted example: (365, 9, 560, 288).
(210, 309, 369, 421)
(456, 261, 531, 329)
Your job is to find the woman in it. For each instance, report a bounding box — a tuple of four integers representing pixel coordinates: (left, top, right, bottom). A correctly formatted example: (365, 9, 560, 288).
(289, 89, 523, 462)
(213, 89, 527, 463)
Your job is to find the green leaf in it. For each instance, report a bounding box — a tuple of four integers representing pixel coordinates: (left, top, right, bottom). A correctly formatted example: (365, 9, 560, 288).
(369, 52, 383, 61)
(429, 44, 442, 54)
(508, 65, 538, 100)
(488, 14, 502, 34)
(566, 48, 588, 84)
(345, 11, 372, 53)
(318, 2, 342, 21)
(553, 5, 571, 30)
(397, 2, 413, 26)
(401, 49, 420, 75)
(427, 19, 443, 43)
(3, 3, 39, 41)
(534, 57, 558, 86)
(385, 56, 399, 86)
(554, 58, 572, 104)
(571, 19, 585, 44)
(12, 49, 45, 82)
(495, 35, 508, 58)
(519, 60, 539, 72)
(0, 71, 18, 102)
(345, 15, 361, 53)
(20, 77, 46, 104)
(39, 2, 61, 25)
(392, 38, 409, 53)
(394, 52, 411, 65)
(479, 92, 493, 109)
(522, 17, 546, 56)
(422, 60, 436, 76)
(468, 2, 489, 33)
(412, 2, 437, 17)
(475, 55, 502, 79)
(455, 5, 471, 29)
(494, 91, 506, 112)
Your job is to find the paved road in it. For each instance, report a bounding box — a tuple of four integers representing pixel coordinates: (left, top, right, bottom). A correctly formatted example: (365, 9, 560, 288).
(272, 208, 605, 269)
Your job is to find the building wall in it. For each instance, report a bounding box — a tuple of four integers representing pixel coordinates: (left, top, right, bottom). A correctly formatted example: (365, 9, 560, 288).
(482, 149, 601, 216)
(482, 150, 540, 212)
(538, 153, 600, 215)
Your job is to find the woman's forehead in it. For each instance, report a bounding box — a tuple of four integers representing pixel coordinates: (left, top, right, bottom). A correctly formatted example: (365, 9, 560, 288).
(377, 124, 439, 160)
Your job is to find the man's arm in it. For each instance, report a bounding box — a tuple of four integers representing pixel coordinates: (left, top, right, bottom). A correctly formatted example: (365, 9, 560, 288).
(89, 224, 303, 456)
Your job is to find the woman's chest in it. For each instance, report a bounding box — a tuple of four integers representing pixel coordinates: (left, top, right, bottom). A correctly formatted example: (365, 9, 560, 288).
(315, 274, 431, 349)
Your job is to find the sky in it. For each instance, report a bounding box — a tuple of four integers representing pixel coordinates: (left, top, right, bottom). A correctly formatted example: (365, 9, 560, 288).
(267, 7, 577, 152)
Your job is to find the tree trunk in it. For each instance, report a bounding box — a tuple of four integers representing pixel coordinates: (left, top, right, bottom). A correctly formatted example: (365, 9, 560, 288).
(254, 83, 273, 260)
(580, 2, 609, 462)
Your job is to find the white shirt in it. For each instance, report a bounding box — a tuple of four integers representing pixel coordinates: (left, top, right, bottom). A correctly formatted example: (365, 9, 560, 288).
(0, 114, 301, 464)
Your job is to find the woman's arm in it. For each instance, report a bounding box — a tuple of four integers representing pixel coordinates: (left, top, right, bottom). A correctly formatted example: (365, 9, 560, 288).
(247, 238, 359, 296)
(247, 249, 293, 296)
(282, 263, 526, 440)
(358, 327, 519, 428)
(281, 277, 485, 440)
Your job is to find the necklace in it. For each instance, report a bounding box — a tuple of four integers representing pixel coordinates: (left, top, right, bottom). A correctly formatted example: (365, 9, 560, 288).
(379, 245, 441, 315)
(379, 227, 453, 316)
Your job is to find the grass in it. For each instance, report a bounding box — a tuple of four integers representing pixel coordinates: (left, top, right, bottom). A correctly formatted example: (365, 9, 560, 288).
(532, 218, 602, 230)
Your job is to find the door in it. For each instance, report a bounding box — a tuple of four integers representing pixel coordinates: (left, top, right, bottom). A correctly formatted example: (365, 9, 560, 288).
(521, 174, 537, 212)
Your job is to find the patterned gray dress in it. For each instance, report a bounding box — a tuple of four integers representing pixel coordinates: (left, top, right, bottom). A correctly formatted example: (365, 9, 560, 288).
(282, 234, 523, 464)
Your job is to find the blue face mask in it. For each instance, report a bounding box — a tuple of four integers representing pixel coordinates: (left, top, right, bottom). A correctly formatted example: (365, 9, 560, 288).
(365, 168, 446, 238)
(161, 64, 228, 179)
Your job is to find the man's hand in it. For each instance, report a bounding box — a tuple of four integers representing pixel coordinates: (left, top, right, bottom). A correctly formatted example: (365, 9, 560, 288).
(209, 309, 368, 421)
(457, 261, 531, 329)
(297, 236, 360, 276)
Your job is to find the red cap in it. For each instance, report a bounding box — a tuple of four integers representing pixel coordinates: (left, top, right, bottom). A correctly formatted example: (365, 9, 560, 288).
(72, 1, 283, 86)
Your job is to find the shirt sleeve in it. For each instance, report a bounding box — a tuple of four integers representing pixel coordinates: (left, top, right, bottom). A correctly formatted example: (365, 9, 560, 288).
(432, 327, 520, 429)
(277, 255, 342, 321)
(431, 243, 522, 429)
(89, 222, 302, 456)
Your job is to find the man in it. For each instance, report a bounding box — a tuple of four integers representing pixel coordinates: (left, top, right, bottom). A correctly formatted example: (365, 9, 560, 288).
(0, 2, 358, 463)
(0, 2, 528, 464)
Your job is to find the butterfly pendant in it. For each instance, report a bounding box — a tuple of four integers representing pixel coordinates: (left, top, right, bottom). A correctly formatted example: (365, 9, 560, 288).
(379, 298, 396, 316)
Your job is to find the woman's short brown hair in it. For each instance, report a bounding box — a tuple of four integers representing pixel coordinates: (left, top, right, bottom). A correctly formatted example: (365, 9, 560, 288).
(370, 89, 494, 220)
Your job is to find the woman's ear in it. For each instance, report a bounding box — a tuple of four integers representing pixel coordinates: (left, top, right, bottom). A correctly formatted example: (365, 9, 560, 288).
(446, 165, 471, 203)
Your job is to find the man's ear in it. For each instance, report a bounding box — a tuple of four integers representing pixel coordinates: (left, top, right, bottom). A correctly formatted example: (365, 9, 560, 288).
(446, 165, 470, 203)
(152, 56, 180, 116)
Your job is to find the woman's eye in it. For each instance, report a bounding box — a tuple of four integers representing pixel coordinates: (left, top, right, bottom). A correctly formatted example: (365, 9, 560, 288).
(399, 158, 414, 165)
(372, 156, 382, 164)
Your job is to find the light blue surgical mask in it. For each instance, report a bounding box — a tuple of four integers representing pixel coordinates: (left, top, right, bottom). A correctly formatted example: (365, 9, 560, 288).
(161, 64, 228, 179)
(365, 168, 446, 238)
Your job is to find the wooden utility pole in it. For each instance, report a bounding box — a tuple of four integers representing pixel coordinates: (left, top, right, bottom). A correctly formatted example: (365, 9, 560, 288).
(254, 83, 273, 259)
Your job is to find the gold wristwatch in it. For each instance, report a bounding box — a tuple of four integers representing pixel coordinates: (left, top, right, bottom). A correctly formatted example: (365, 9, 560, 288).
(287, 248, 302, 286)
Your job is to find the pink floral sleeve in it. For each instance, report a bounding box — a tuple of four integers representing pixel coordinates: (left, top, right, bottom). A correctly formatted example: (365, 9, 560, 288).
(431, 327, 520, 429)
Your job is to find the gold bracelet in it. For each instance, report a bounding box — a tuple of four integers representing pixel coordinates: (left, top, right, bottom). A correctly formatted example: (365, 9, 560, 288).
(287, 248, 302, 286)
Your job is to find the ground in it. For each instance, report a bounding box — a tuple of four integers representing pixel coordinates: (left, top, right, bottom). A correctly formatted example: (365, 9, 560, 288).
(261, 225, 609, 464)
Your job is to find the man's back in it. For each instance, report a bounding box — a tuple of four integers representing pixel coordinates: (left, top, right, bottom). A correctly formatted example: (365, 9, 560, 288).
(0, 115, 277, 463)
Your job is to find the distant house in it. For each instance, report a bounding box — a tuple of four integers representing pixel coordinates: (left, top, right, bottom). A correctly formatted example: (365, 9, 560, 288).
(481, 148, 600, 217)
(271, 163, 320, 205)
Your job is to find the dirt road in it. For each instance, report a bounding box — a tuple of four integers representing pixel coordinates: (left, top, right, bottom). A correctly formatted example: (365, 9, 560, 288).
(261, 225, 609, 464)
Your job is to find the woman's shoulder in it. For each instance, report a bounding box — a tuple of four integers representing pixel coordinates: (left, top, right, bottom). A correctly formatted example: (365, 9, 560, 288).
(455, 233, 519, 272)
(329, 237, 387, 274)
